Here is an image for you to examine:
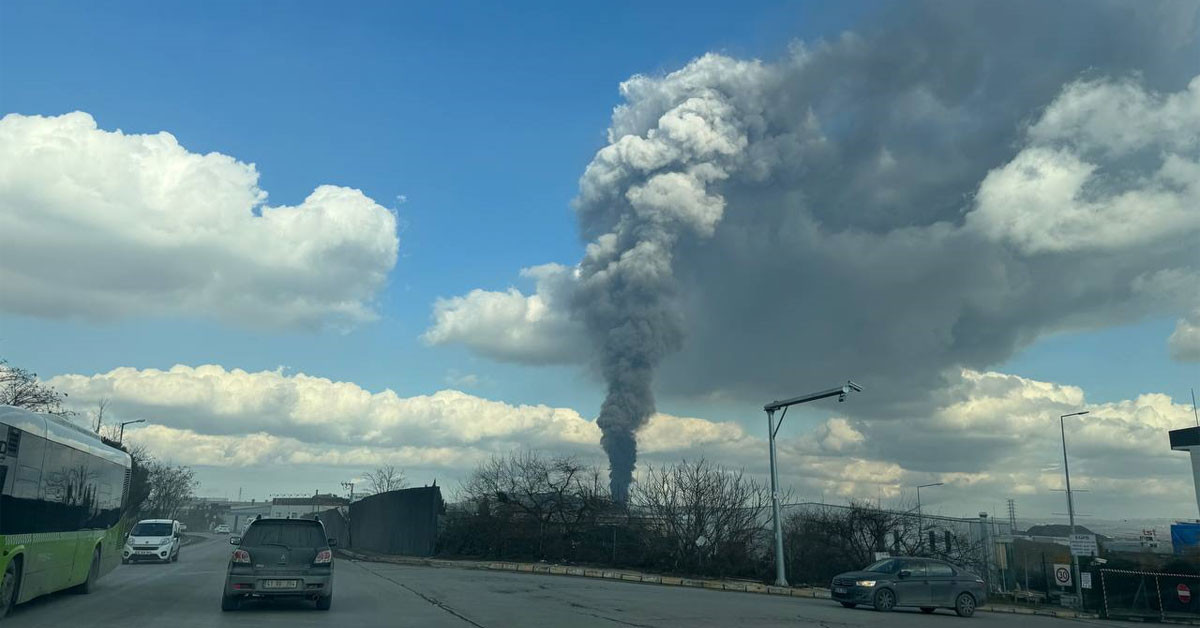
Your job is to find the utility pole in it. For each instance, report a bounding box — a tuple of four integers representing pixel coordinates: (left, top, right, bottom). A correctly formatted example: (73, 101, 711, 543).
(1007, 499, 1017, 531)
(763, 381, 862, 586)
(341, 481, 355, 548)
(1060, 410, 1089, 607)
(916, 483, 943, 553)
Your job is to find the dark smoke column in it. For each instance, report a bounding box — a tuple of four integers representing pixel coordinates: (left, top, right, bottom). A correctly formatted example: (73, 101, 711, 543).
(571, 58, 761, 501)
(575, 237, 685, 502)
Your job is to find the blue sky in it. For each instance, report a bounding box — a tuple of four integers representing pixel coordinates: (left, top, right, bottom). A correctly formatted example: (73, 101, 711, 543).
(1, 1, 1197, 516)
(2, 0, 1191, 410)
(0, 0, 878, 406)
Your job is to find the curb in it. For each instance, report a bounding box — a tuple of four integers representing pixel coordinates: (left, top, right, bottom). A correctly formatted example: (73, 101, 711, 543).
(338, 550, 1116, 620)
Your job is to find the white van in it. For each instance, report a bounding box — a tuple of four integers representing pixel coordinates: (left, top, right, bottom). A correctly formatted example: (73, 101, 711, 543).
(123, 519, 182, 563)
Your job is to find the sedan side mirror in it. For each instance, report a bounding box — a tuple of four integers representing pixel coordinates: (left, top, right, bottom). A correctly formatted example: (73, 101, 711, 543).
(229, 536, 241, 545)
(328, 538, 338, 547)
(898, 569, 912, 579)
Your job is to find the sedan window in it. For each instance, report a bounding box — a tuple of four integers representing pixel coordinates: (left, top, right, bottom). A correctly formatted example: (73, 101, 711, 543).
(897, 559, 926, 576)
(865, 559, 897, 573)
(926, 561, 955, 577)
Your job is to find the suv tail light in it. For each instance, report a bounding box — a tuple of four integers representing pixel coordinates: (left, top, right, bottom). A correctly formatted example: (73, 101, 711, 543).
(314, 549, 332, 564)
(232, 549, 251, 564)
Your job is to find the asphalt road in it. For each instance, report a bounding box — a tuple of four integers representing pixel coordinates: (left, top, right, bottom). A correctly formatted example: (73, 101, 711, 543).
(5, 535, 1148, 627)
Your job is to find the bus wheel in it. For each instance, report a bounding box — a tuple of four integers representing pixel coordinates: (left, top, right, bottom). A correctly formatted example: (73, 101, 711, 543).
(74, 548, 101, 594)
(1, 558, 21, 618)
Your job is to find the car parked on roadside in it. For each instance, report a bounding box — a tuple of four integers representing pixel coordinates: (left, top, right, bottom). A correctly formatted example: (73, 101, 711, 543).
(830, 557, 986, 617)
(214, 524, 231, 534)
(123, 519, 182, 564)
(221, 517, 335, 611)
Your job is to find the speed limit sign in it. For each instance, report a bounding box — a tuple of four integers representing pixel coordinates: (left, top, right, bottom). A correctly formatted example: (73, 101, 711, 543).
(1053, 564, 1073, 587)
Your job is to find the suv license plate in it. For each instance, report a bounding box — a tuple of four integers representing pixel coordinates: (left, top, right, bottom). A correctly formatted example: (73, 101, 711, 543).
(833, 587, 847, 594)
(263, 580, 298, 589)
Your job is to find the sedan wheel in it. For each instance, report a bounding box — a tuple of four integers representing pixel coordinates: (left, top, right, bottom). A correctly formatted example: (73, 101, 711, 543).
(955, 592, 977, 617)
(873, 588, 896, 612)
(221, 594, 240, 612)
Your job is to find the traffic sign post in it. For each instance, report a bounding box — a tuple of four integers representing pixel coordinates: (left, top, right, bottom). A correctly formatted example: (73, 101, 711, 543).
(1070, 533, 1098, 557)
(1054, 563, 1073, 587)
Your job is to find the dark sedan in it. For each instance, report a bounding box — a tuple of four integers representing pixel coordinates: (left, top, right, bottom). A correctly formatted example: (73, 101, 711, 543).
(830, 557, 987, 617)
(221, 518, 335, 611)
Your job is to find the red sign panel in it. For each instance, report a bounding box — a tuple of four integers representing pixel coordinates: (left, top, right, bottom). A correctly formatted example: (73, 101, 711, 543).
(1180, 584, 1192, 604)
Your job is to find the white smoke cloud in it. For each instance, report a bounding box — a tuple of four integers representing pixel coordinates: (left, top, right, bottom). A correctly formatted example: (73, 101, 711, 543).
(0, 112, 399, 328)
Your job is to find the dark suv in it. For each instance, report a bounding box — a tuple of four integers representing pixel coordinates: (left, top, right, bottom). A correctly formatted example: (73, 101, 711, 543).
(221, 518, 335, 611)
(830, 557, 987, 617)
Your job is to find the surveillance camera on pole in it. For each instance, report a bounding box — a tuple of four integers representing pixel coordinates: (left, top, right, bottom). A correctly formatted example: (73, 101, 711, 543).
(763, 380, 862, 587)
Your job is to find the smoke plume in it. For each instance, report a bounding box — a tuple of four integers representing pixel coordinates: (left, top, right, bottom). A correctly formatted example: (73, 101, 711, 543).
(570, 57, 766, 500)
(427, 1, 1200, 501)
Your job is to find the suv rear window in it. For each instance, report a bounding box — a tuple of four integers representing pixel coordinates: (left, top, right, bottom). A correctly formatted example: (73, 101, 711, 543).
(242, 521, 326, 548)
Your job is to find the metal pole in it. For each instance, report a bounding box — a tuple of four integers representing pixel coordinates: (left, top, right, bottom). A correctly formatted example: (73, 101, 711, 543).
(916, 486, 923, 552)
(117, 419, 145, 445)
(763, 381, 861, 587)
(1060, 414, 1083, 606)
(768, 409, 787, 587)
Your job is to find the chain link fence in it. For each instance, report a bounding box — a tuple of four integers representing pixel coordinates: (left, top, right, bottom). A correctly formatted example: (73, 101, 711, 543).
(1100, 568, 1200, 621)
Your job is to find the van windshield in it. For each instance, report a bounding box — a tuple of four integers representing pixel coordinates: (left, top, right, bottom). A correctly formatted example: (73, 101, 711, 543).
(131, 523, 173, 536)
(242, 522, 326, 548)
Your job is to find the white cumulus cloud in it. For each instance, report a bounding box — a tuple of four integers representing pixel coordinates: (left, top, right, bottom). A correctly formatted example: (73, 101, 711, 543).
(0, 112, 399, 328)
(422, 263, 586, 363)
(45, 363, 1197, 516)
(47, 363, 749, 468)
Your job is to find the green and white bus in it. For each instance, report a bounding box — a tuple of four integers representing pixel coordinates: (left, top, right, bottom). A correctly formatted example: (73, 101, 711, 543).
(0, 405, 131, 618)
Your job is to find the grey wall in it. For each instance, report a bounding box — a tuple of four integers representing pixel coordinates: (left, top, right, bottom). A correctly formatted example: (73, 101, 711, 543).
(349, 486, 442, 557)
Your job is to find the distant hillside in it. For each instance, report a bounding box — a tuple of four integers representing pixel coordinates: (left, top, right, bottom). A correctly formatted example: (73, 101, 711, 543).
(1024, 524, 1110, 541)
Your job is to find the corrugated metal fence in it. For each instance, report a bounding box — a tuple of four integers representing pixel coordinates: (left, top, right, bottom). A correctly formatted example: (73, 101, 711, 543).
(348, 486, 443, 557)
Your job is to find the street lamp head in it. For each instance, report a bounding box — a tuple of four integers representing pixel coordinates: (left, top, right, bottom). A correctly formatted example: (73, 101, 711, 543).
(1061, 411, 1089, 419)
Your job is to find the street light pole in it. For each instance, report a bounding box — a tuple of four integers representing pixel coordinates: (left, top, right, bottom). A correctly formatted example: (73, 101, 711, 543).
(341, 481, 355, 549)
(764, 381, 863, 587)
(1060, 410, 1089, 607)
(916, 482, 943, 552)
(118, 419, 145, 444)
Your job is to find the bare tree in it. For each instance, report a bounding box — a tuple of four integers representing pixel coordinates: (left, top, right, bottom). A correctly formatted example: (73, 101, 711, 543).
(363, 464, 408, 495)
(631, 459, 771, 577)
(93, 396, 110, 433)
(782, 500, 985, 585)
(0, 358, 75, 417)
(452, 451, 611, 560)
(141, 461, 198, 520)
